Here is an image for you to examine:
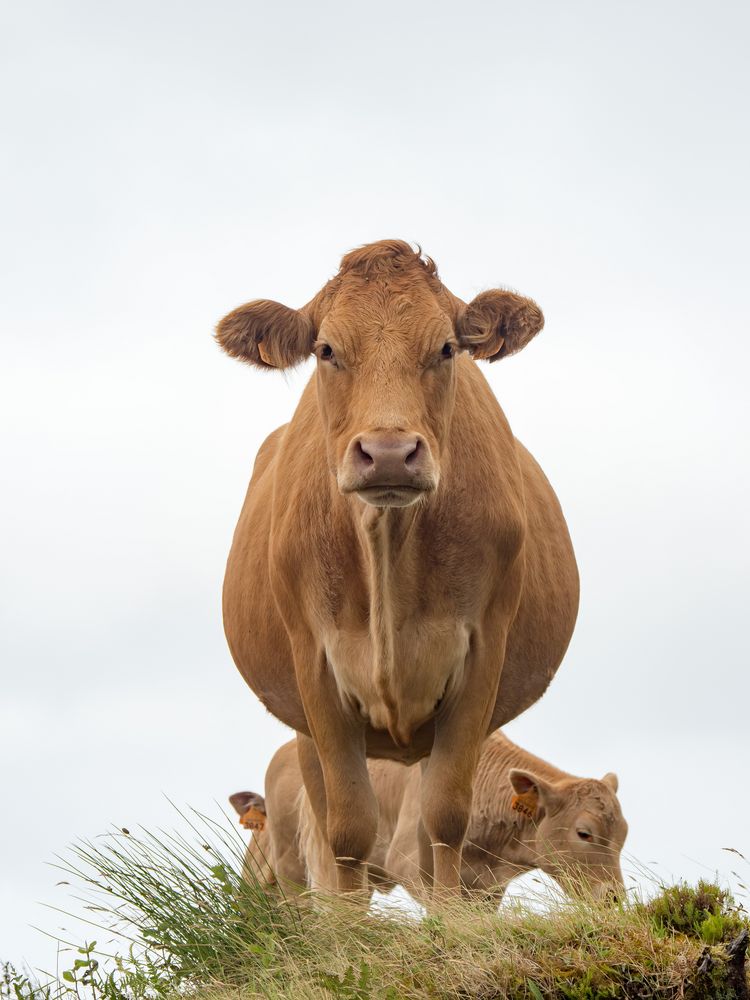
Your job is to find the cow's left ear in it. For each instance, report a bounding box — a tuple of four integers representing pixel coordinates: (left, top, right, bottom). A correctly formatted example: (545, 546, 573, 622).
(457, 290, 544, 362)
(601, 772, 619, 793)
(215, 299, 315, 369)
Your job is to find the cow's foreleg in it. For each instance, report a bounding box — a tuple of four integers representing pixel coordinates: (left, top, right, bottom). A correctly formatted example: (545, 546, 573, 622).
(420, 750, 476, 895)
(296, 733, 328, 838)
(296, 734, 335, 891)
(420, 643, 502, 897)
(295, 652, 378, 894)
(322, 738, 378, 893)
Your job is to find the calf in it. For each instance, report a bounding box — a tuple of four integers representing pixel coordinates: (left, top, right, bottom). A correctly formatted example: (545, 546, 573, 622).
(230, 731, 627, 903)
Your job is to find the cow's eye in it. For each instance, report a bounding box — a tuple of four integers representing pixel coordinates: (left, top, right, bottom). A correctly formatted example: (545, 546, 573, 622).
(441, 342, 455, 360)
(317, 344, 335, 363)
(577, 829, 593, 841)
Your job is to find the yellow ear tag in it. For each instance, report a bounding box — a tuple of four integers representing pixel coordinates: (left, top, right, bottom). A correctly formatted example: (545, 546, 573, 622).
(239, 806, 266, 831)
(511, 791, 538, 819)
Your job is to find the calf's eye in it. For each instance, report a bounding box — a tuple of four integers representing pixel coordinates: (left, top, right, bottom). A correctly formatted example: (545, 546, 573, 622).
(318, 344, 335, 362)
(577, 830, 593, 841)
(441, 342, 455, 359)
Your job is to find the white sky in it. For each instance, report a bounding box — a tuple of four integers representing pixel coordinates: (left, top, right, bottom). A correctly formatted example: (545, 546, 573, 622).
(2, 0, 749, 972)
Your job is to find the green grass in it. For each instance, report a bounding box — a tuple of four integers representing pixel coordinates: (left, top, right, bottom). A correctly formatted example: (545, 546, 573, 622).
(3, 809, 748, 1000)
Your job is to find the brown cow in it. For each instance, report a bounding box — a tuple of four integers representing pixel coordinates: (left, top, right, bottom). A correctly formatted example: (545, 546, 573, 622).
(230, 732, 627, 904)
(216, 240, 579, 894)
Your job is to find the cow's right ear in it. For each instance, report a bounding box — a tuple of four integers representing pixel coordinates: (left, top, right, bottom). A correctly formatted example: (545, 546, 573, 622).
(215, 300, 315, 369)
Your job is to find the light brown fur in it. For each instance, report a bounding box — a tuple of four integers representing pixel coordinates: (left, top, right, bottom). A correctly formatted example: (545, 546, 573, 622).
(229, 741, 307, 890)
(230, 732, 627, 903)
(216, 240, 579, 893)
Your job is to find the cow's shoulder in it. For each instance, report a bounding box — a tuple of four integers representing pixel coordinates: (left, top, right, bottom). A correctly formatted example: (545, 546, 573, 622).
(250, 423, 289, 484)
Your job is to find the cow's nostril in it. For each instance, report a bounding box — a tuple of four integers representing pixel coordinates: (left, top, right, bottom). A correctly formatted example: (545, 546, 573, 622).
(356, 441, 374, 467)
(350, 434, 428, 485)
(404, 439, 421, 469)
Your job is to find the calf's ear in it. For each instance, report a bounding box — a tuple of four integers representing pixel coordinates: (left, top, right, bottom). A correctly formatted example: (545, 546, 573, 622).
(229, 790, 268, 831)
(229, 791, 266, 817)
(215, 299, 315, 369)
(601, 772, 619, 793)
(509, 768, 563, 817)
(457, 290, 544, 361)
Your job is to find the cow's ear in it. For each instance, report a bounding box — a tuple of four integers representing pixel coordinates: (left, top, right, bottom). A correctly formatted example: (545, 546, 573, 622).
(509, 768, 562, 817)
(228, 791, 266, 817)
(457, 290, 544, 362)
(601, 772, 619, 793)
(215, 299, 315, 369)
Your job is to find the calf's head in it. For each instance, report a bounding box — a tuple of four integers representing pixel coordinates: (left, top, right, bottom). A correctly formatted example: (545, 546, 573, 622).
(216, 240, 543, 508)
(509, 768, 628, 899)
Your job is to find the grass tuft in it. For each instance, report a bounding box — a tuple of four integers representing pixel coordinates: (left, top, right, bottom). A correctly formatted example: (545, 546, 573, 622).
(3, 810, 749, 1000)
(639, 879, 746, 945)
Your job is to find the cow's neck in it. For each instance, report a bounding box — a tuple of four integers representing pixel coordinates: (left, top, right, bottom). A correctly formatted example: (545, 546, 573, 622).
(356, 502, 423, 746)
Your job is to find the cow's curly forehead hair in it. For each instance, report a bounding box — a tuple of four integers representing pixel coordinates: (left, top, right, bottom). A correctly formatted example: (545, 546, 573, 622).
(308, 239, 454, 326)
(336, 239, 440, 282)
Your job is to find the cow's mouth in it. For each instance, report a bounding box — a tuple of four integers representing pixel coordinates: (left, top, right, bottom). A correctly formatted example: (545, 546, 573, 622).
(355, 484, 427, 508)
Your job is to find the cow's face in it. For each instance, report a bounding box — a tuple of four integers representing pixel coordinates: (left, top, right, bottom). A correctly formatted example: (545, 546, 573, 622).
(509, 769, 628, 900)
(215, 241, 544, 509)
(313, 284, 457, 507)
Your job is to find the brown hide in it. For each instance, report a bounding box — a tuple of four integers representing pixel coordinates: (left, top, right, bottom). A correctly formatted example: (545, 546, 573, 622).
(384, 733, 628, 901)
(228, 740, 307, 891)
(235, 733, 627, 903)
(217, 240, 579, 893)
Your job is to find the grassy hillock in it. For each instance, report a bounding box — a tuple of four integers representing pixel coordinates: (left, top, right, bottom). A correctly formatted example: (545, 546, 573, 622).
(3, 811, 748, 1000)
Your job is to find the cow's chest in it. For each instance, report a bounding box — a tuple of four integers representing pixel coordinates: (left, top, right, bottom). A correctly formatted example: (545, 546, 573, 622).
(323, 615, 471, 738)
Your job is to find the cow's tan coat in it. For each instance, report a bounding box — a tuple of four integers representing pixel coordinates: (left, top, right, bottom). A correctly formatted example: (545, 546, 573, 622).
(217, 241, 579, 892)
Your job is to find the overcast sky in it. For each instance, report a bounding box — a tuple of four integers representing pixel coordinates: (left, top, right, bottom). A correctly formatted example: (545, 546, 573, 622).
(2, 0, 749, 972)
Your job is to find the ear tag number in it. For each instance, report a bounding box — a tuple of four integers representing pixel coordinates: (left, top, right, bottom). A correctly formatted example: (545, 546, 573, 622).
(239, 806, 266, 831)
(511, 791, 538, 819)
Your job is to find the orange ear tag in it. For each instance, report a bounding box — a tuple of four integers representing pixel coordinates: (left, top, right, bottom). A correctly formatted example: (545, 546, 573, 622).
(511, 791, 538, 819)
(239, 806, 266, 831)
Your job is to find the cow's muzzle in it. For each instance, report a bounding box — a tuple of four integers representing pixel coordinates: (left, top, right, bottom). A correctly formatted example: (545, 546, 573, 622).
(339, 432, 437, 507)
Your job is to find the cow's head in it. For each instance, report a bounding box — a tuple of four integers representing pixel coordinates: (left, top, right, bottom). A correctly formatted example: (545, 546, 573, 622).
(216, 240, 543, 508)
(509, 769, 628, 899)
